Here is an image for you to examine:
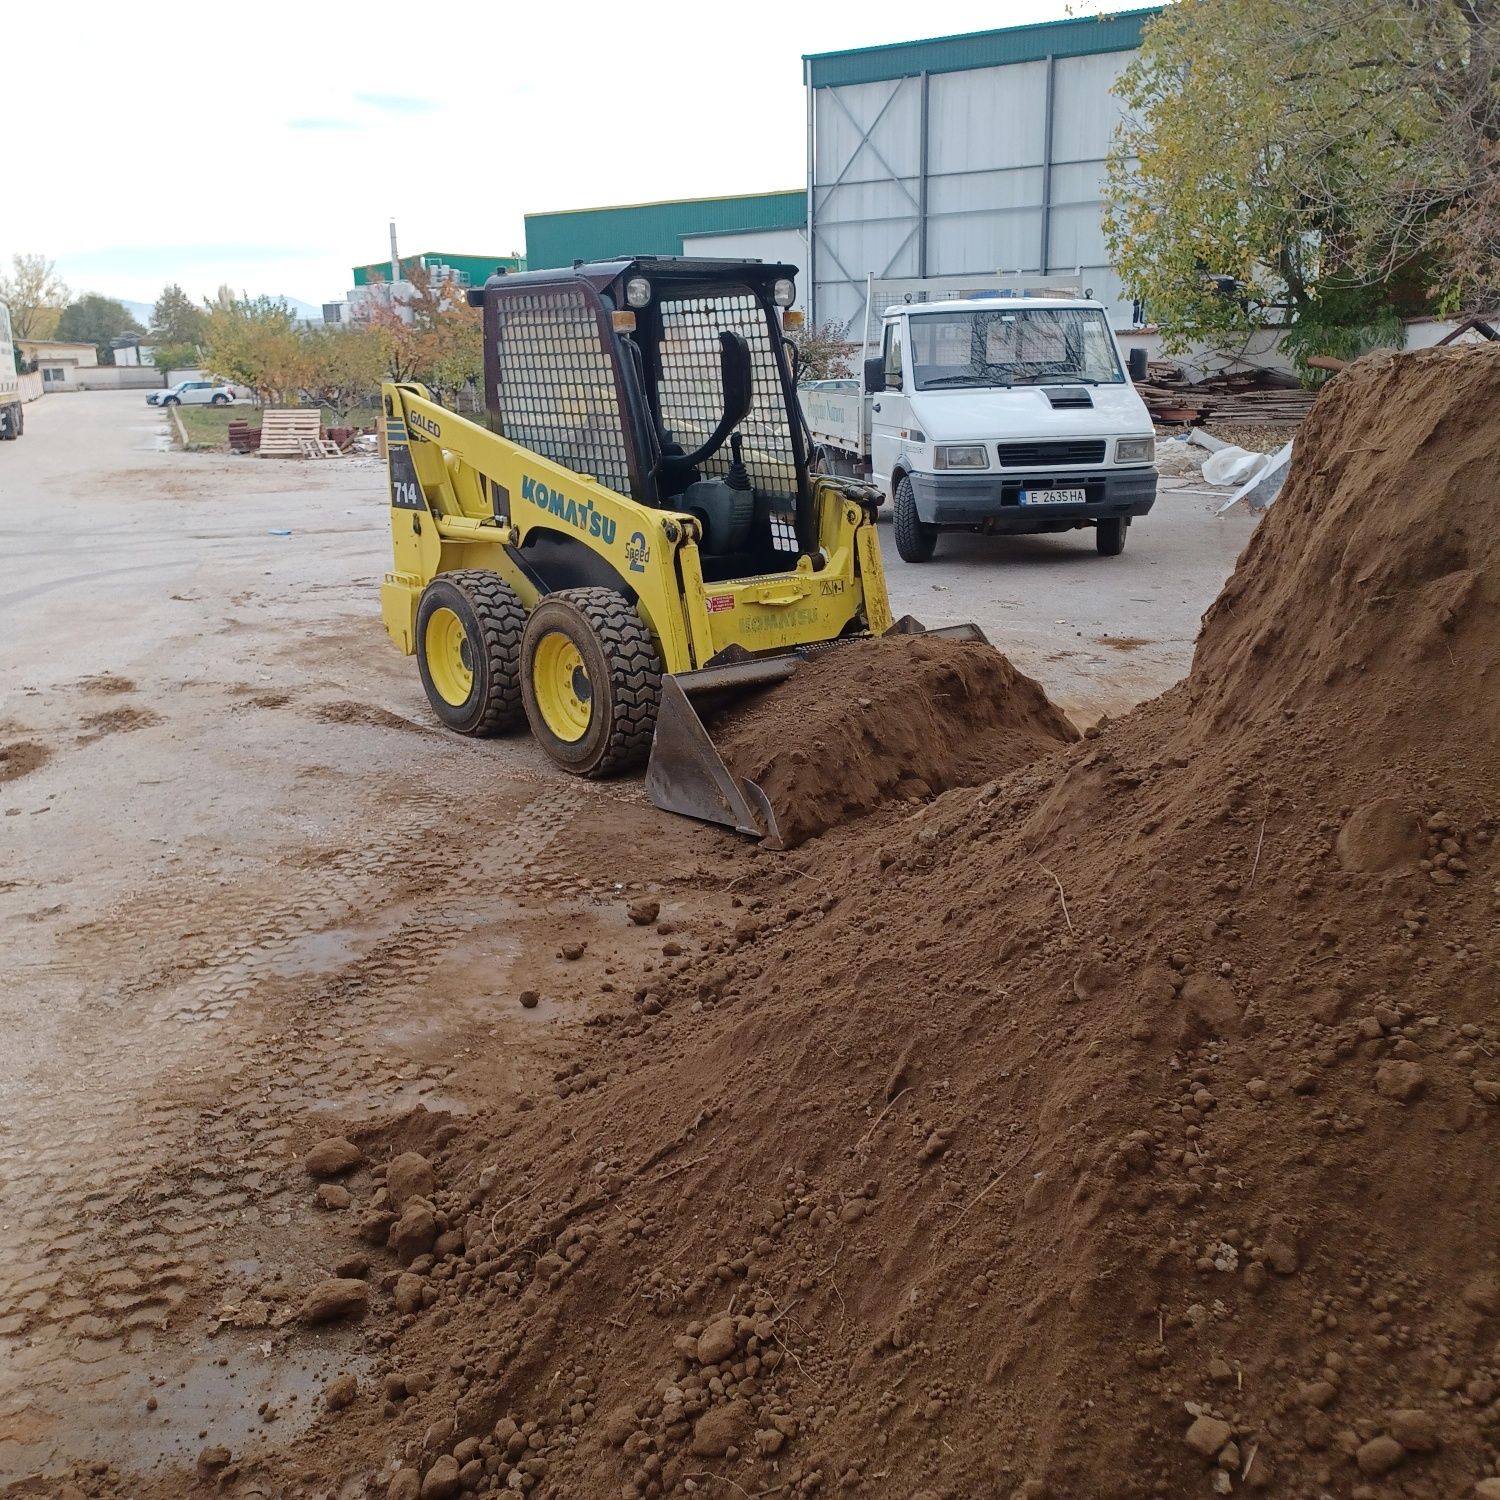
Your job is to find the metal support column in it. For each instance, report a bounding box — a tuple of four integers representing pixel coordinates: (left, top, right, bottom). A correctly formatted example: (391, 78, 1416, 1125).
(805, 66, 817, 327)
(917, 71, 930, 279)
(1039, 53, 1056, 274)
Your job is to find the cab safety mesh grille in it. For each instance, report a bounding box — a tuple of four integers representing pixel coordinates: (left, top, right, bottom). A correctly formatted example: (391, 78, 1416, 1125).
(492, 289, 632, 496)
(656, 293, 798, 499)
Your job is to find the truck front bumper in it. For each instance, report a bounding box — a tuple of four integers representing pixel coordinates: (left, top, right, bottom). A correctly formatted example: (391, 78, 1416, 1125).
(908, 467, 1158, 531)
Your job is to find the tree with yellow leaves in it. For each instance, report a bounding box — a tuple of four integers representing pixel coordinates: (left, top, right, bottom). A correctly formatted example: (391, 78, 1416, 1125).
(1104, 0, 1499, 358)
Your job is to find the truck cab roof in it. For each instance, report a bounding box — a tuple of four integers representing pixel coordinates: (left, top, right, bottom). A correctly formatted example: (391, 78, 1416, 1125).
(886, 297, 1104, 318)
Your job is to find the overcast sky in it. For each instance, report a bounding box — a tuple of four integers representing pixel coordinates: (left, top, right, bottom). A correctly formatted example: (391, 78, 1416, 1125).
(8, 0, 1092, 311)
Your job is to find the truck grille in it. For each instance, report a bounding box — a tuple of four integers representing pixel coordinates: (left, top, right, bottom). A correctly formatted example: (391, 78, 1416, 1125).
(996, 439, 1106, 467)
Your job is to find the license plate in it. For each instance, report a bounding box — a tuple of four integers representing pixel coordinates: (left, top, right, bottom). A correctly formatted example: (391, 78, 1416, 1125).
(1020, 487, 1087, 506)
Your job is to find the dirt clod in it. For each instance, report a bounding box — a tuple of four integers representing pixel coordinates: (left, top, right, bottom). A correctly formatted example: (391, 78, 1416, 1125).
(304, 1137, 363, 1179)
(323, 1374, 358, 1411)
(385, 1151, 435, 1209)
(298, 1278, 369, 1324)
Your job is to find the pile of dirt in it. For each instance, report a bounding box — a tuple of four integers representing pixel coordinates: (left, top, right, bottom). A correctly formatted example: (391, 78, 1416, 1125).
(0, 740, 51, 785)
(713, 635, 1078, 846)
(239, 348, 1498, 1500)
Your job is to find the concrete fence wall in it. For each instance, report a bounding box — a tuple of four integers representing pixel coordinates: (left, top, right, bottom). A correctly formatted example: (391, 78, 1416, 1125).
(18, 371, 44, 403)
(1115, 312, 1498, 383)
(70, 366, 166, 392)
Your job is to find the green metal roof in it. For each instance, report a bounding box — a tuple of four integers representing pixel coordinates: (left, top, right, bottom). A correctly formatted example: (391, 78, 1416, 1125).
(525, 191, 806, 272)
(351, 251, 524, 287)
(803, 7, 1161, 88)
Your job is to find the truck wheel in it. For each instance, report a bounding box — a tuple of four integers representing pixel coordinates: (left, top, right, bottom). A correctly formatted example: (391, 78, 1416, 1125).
(0, 404, 18, 439)
(415, 571, 526, 735)
(1096, 517, 1128, 557)
(520, 588, 661, 778)
(893, 476, 937, 563)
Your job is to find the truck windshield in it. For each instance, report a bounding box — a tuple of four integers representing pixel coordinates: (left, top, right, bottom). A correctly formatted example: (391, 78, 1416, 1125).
(908, 306, 1124, 390)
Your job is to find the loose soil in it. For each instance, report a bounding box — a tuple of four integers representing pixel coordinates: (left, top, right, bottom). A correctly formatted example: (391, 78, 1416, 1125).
(713, 635, 1078, 846)
(0, 742, 51, 785)
(312, 701, 432, 733)
(75, 706, 163, 743)
(30, 351, 1500, 1499)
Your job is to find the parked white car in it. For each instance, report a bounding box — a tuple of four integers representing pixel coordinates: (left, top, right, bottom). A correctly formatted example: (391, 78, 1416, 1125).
(148, 380, 239, 407)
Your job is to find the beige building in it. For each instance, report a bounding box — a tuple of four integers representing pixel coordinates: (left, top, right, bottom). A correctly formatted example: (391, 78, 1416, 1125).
(19, 339, 99, 392)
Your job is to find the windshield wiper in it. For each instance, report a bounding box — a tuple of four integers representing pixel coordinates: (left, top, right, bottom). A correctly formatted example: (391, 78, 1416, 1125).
(920, 374, 1008, 389)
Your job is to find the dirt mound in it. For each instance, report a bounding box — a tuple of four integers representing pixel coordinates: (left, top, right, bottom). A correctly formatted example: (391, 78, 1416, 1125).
(0, 740, 51, 784)
(76, 673, 137, 696)
(313, 700, 430, 733)
(75, 706, 162, 743)
(244, 349, 1500, 1500)
(713, 635, 1078, 845)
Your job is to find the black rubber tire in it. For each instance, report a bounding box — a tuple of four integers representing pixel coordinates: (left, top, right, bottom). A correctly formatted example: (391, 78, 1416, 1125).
(893, 474, 938, 562)
(520, 587, 661, 778)
(414, 570, 526, 736)
(1096, 517, 1128, 557)
(0, 404, 18, 440)
(163, 396, 181, 406)
(211, 393, 229, 406)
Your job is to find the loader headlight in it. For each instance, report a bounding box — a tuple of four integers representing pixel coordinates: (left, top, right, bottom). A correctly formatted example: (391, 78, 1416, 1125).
(1115, 436, 1156, 464)
(934, 444, 990, 470)
(772, 278, 796, 307)
(625, 276, 652, 308)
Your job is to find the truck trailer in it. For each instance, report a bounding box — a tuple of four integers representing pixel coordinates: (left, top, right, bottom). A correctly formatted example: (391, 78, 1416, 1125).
(0, 301, 24, 441)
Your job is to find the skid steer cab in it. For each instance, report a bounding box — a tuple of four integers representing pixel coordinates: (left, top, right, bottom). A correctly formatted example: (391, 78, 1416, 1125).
(378, 256, 958, 841)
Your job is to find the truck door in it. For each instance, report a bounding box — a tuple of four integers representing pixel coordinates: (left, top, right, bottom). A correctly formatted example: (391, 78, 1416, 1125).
(870, 317, 910, 499)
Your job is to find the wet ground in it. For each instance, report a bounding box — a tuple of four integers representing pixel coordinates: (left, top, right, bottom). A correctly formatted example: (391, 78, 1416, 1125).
(0, 393, 1254, 1489)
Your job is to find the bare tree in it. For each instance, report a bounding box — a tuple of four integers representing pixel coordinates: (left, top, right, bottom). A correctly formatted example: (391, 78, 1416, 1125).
(0, 253, 70, 340)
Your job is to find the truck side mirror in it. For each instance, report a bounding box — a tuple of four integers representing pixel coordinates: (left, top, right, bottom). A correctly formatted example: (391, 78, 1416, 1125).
(1126, 347, 1148, 382)
(863, 355, 885, 394)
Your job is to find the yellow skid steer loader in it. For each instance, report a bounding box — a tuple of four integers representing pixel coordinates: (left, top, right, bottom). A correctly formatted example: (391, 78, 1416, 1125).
(378, 256, 981, 844)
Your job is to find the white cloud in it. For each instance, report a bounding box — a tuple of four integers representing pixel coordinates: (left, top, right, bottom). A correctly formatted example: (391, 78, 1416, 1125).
(7, 0, 1081, 307)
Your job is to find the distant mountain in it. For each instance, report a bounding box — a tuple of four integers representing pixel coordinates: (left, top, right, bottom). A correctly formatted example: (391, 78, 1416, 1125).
(275, 296, 324, 321)
(111, 294, 322, 333)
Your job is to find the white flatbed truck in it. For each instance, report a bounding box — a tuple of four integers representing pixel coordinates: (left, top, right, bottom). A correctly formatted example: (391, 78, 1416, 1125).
(803, 294, 1158, 559)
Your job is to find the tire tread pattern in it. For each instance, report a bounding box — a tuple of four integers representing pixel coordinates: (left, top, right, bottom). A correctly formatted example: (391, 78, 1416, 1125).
(437, 569, 527, 735)
(551, 586, 662, 777)
(893, 475, 938, 563)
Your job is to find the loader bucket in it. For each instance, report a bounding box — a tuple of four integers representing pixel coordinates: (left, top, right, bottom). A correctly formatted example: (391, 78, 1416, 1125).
(642, 619, 991, 846)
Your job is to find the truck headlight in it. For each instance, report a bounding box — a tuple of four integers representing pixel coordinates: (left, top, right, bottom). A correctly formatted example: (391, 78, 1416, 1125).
(772, 278, 796, 307)
(934, 444, 990, 470)
(1115, 436, 1155, 464)
(625, 276, 652, 308)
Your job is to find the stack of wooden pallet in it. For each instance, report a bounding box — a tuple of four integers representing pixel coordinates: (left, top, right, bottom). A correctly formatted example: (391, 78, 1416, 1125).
(258, 409, 323, 458)
(1135, 364, 1316, 428)
(227, 420, 261, 454)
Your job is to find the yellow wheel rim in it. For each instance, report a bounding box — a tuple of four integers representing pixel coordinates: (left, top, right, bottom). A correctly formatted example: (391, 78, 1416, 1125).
(532, 632, 593, 743)
(425, 607, 474, 706)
